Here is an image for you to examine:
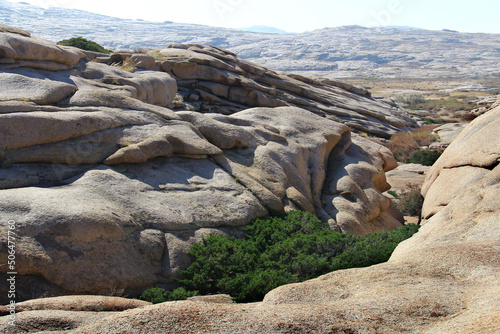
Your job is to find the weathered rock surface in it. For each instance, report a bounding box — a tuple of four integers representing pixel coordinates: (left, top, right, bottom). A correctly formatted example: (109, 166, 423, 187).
(0, 106, 403, 300)
(421, 104, 500, 220)
(0, 296, 150, 315)
(0, 25, 411, 301)
(156, 44, 416, 138)
(384, 163, 430, 197)
(0, 21, 86, 71)
(429, 122, 468, 150)
(24, 100, 497, 334)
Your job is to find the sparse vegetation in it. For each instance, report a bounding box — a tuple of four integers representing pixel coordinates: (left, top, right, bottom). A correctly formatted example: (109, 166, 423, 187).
(393, 185, 424, 217)
(57, 37, 112, 53)
(461, 113, 479, 122)
(421, 117, 443, 124)
(112, 57, 139, 72)
(406, 150, 441, 166)
(395, 94, 426, 107)
(140, 287, 198, 304)
(387, 190, 399, 198)
(344, 78, 500, 123)
(139, 211, 419, 303)
(386, 125, 441, 164)
(147, 49, 168, 61)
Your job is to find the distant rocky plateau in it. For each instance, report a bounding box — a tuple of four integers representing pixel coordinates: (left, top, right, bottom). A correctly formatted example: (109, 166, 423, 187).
(1, 0, 500, 79)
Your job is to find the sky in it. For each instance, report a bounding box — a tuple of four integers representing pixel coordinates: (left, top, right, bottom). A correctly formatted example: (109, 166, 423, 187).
(7, 0, 500, 34)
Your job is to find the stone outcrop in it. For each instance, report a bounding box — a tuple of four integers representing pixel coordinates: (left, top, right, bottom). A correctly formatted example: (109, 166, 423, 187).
(0, 23, 87, 70)
(429, 122, 468, 151)
(13, 100, 496, 334)
(421, 104, 500, 220)
(384, 163, 430, 196)
(0, 25, 412, 302)
(154, 44, 416, 138)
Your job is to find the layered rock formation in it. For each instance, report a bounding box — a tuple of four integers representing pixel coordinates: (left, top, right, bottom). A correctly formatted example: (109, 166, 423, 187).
(0, 25, 413, 301)
(7, 99, 494, 334)
(105, 44, 417, 138)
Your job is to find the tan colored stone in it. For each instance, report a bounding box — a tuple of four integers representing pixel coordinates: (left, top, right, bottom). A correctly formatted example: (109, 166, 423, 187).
(0, 31, 84, 65)
(432, 122, 468, 145)
(129, 54, 156, 70)
(384, 163, 430, 197)
(0, 73, 78, 105)
(0, 295, 150, 315)
(421, 166, 488, 219)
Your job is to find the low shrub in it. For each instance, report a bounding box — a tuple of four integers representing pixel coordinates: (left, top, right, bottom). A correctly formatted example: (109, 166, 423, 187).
(386, 125, 438, 155)
(395, 94, 426, 107)
(175, 211, 419, 302)
(57, 37, 112, 53)
(140, 287, 198, 304)
(387, 125, 441, 165)
(394, 185, 424, 217)
(112, 58, 139, 73)
(408, 150, 441, 165)
(461, 113, 479, 122)
(387, 190, 399, 198)
(421, 117, 443, 124)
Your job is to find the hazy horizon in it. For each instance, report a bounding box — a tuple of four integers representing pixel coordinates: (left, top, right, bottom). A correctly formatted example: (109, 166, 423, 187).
(5, 0, 500, 34)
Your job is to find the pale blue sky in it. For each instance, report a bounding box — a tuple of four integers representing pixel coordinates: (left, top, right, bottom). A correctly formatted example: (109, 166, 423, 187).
(8, 0, 500, 33)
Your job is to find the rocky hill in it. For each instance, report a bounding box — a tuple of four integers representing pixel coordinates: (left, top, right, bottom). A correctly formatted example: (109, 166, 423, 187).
(1, 0, 500, 79)
(0, 24, 415, 303)
(0, 19, 499, 333)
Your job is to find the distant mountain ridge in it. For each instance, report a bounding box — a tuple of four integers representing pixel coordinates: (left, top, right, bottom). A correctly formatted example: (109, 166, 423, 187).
(1, 0, 499, 79)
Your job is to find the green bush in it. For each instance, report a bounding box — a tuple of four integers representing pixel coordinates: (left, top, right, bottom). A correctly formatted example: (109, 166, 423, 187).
(394, 185, 424, 216)
(140, 287, 198, 304)
(407, 150, 441, 166)
(387, 190, 399, 198)
(177, 211, 419, 302)
(395, 94, 426, 107)
(57, 37, 111, 53)
(421, 117, 443, 124)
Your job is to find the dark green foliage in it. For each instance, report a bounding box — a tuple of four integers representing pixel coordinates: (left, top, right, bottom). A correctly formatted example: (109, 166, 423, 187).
(139, 287, 198, 304)
(330, 224, 419, 270)
(395, 150, 441, 166)
(57, 37, 111, 53)
(421, 117, 443, 124)
(387, 190, 399, 198)
(408, 150, 442, 166)
(394, 185, 424, 217)
(178, 211, 419, 303)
